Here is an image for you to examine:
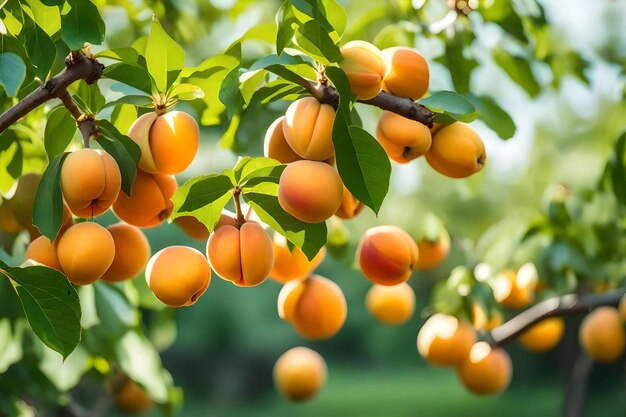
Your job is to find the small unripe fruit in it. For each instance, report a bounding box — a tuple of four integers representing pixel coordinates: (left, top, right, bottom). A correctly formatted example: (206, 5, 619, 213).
(357, 225, 418, 286)
(339, 41, 386, 100)
(579, 307, 625, 363)
(365, 283, 415, 324)
(207, 221, 274, 287)
(457, 342, 512, 395)
(270, 234, 326, 284)
(101, 223, 151, 283)
(283, 98, 335, 161)
(278, 161, 343, 224)
(376, 111, 432, 163)
(61, 149, 121, 218)
(128, 111, 199, 175)
(426, 123, 486, 178)
(415, 234, 450, 271)
(57, 222, 115, 285)
(273, 347, 327, 402)
(25, 236, 62, 271)
(115, 378, 153, 414)
(146, 246, 211, 307)
(278, 275, 347, 340)
(417, 314, 476, 366)
(264, 116, 303, 164)
(334, 185, 364, 220)
(381, 47, 429, 99)
(518, 317, 564, 352)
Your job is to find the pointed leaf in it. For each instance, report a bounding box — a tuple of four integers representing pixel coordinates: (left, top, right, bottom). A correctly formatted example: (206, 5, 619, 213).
(33, 152, 68, 240)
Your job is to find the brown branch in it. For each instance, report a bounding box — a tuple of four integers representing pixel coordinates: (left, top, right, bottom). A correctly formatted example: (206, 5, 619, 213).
(233, 187, 245, 228)
(563, 351, 593, 417)
(0, 51, 104, 139)
(489, 287, 625, 346)
(57, 89, 98, 148)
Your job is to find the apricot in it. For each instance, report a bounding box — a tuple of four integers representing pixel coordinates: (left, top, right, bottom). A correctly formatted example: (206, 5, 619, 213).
(101, 223, 150, 283)
(496, 268, 537, 309)
(339, 40, 386, 100)
(115, 378, 153, 414)
(278, 161, 343, 224)
(357, 225, 418, 286)
(207, 221, 273, 287)
(415, 234, 450, 271)
(25, 236, 62, 271)
(471, 304, 503, 331)
(518, 317, 564, 352)
(127, 111, 199, 175)
(146, 246, 211, 307)
(273, 347, 327, 402)
(270, 233, 326, 284)
(457, 342, 512, 395)
(417, 314, 477, 366)
(264, 116, 303, 164)
(381, 47, 429, 99)
(0, 200, 21, 233)
(579, 307, 625, 363)
(57, 222, 115, 285)
(375, 111, 432, 163)
(112, 169, 177, 228)
(365, 283, 415, 324)
(334, 185, 364, 220)
(282, 98, 335, 161)
(425, 122, 486, 178)
(277, 274, 347, 340)
(6, 173, 40, 235)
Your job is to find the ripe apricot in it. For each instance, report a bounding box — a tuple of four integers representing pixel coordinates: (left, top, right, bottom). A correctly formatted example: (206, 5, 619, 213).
(61, 149, 121, 218)
(381, 47, 429, 99)
(0, 200, 21, 233)
(415, 234, 450, 270)
(6, 173, 40, 236)
(101, 223, 151, 283)
(518, 317, 564, 352)
(282, 98, 335, 161)
(334, 185, 364, 219)
(417, 314, 477, 366)
(273, 347, 327, 402)
(376, 111, 432, 163)
(357, 225, 418, 286)
(366, 283, 415, 324)
(471, 304, 503, 331)
(25, 236, 62, 271)
(146, 246, 211, 307)
(115, 378, 153, 414)
(270, 233, 326, 284)
(425, 122, 486, 178)
(457, 342, 512, 395)
(278, 161, 343, 224)
(277, 274, 347, 340)
(57, 222, 115, 285)
(264, 116, 303, 164)
(496, 268, 537, 309)
(112, 170, 177, 228)
(176, 210, 237, 240)
(128, 111, 199, 175)
(579, 307, 625, 363)
(207, 221, 274, 287)
(339, 40, 386, 100)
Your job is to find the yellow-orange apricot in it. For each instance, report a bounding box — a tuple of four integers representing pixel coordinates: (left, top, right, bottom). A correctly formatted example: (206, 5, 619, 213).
(6, 173, 40, 236)
(430, 122, 444, 136)
(270, 233, 326, 284)
(0, 200, 21, 233)
(417, 314, 477, 366)
(273, 347, 327, 402)
(278, 161, 343, 224)
(518, 317, 564, 352)
(619, 294, 626, 322)
(381, 47, 429, 99)
(25, 236, 62, 271)
(128, 111, 199, 175)
(339, 40, 386, 100)
(357, 225, 418, 286)
(471, 304, 503, 331)
(264, 116, 303, 164)
(207, 221, 273, 287)
(579, 307, 625, 363)
(174, 216, 210, 241)
(425, 122, 486, 178)
(283, 98, 335, 161)
(334, 185, 364, 220)
(61, 149, 121, 218)
(277, 274, 347, 340)
(376, 111, 432, 163)
(366, 283, 415, 324)
(112, 170, 177, 228)
(57, 222, 115, 285)
(115, 378, 153, 414)
(415, 234, 450, 271)
(146, 246, 211, 307)
(457, 342, 512, 395)
(100, 223, 151, 283)
(496, 268, 537, 309)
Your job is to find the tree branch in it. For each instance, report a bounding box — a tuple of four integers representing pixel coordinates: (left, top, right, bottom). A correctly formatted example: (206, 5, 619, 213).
(0, 51, 104, 141)
(490, 287, 625, 346)
(563, 351, 593, 417)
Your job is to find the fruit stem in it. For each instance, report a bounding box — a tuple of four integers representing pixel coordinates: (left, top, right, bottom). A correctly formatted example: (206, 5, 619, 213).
(232, 187, 246, 228)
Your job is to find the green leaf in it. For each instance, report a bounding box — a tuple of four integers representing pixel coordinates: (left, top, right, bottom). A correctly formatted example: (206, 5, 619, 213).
(418, 91, 478, 123)
(251, 80, 305, 105)
(219, 68, 244, 120)
(0, 318, 24, 373)
(3, 265, 81, 359)
(442, 31, 477, 94)
(93, 282, 138, 338)
(103, 94, 153, 109)
(249, 53, 316, 85)
(169, 83, 204, 101)
(493, 48, 540, 97)
(44, 106, 76, 160)
(39, 344, 89, 391)
(464, 93, 516, 140)
(95, 47, 140, 63)
(0, 53, 25, 97)
(276, 1, 297, 55)
(95, 120, 140, 195)
(20, 13, 55, 80)
(33, 152, 68, 240)
(24, 0, 61, 37)
(295, 20, 342, 64)
(288, 0, 334, 33)
(103, 63, 153, 95)
(171, 174, 234, 232)
(73, 80, 105, 115)
(61, 0, 105, 49)
(326, 66, 390, 214)
(110, 104, 138, 135)
(145, 17, 185, 93)
(234, 157, 285, 185)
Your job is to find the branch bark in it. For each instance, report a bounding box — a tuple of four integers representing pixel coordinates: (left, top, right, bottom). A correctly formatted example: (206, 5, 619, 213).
(563, 351, 593, 417)
(0, 51, 104, 144)
(489, 287, 625, 346)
